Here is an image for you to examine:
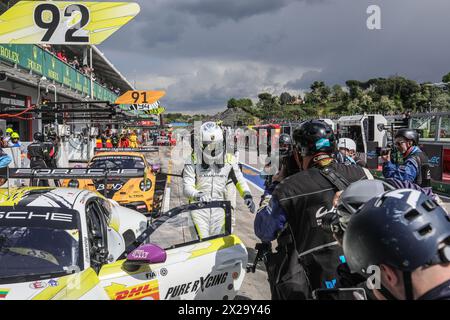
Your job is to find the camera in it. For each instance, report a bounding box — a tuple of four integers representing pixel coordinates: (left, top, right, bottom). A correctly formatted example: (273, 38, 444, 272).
(317, 208, 342, 234)
(375, 142, 394, 156)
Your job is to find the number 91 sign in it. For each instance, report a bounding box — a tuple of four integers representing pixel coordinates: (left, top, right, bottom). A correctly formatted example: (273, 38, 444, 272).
(0, 1, 140, 44)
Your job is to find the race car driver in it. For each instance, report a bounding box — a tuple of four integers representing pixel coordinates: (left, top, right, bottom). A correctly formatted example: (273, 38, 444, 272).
(183, 122, 256, 239)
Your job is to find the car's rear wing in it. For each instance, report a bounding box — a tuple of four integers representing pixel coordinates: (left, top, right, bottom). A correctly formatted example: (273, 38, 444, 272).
(0, 167, 145, 180)
(0, 167, 147, 197)
(94, 147, 159, 153)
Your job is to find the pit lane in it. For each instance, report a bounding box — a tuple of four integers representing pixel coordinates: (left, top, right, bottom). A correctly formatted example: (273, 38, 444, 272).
(147, 144, 450, 300)
(146, 144, 270, 300)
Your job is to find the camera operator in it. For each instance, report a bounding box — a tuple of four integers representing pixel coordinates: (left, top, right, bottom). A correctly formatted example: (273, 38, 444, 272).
(382, 129, 431, 188)
(343, 189, 450, 300)
(260, 133, 299, 206)
(254, 120, 373, 300)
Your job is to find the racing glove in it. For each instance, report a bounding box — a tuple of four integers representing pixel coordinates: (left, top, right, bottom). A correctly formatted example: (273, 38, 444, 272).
(195, 192, 212, 203)
(244, 193, 256, 214)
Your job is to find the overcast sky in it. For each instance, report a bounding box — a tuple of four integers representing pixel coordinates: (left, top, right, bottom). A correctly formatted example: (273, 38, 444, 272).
(98, 0, 450, 114)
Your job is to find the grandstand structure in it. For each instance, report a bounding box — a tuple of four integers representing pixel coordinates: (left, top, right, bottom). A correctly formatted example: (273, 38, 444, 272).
(0, 0, 135, 140)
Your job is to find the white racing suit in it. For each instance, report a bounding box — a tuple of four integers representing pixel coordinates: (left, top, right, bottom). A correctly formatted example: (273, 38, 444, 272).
(183, 153, 251, 239)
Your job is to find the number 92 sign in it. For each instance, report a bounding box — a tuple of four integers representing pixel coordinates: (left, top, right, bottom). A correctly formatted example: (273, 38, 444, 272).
(0, 1, 140, 45)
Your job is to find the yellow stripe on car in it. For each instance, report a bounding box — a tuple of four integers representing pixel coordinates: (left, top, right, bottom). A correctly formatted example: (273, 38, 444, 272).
(188, 235, 242, 259)
(32, 268, 99, 300)
(98, 235, 243, 278)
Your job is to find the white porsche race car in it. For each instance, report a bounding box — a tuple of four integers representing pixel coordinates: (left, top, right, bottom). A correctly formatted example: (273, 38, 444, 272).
(0, 186, 248, 300)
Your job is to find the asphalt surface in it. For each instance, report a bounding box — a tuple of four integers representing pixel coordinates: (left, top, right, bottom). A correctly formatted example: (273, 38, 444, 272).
(147, 144, 271, 300)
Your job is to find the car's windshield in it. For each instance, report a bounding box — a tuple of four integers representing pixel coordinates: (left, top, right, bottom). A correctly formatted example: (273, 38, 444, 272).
(0, 207, 82, 284)
(89, 156, 145, 170)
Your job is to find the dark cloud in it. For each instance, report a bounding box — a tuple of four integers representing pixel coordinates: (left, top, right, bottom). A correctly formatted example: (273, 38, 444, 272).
(98, 0, 450, 113)
(173, 0, 290, 25)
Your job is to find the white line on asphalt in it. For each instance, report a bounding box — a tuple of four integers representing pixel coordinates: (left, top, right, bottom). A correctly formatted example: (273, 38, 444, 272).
(245, 179, 264, 193)
(163, 187, 171, 212)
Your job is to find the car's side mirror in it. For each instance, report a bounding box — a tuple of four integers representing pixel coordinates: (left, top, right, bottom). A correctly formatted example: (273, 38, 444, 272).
(123, 244, 167, 271)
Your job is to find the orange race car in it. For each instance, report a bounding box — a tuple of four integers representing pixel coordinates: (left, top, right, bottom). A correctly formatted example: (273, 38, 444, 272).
(62, 151, 164, 216)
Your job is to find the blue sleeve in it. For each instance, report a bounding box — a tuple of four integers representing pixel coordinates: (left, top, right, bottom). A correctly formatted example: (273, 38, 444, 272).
(382, 158, 418, 183)
(254, 197, 287, 242)
(0, 154, 12, 168)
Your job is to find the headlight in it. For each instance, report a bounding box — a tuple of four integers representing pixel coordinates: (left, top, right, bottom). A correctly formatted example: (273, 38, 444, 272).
(68, 179, 79, 188)
(139, 179, 152, 191)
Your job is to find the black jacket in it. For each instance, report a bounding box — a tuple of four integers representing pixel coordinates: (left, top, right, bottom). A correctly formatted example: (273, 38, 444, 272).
(269, 162, 368, 299)
(418, 280, 450, 300)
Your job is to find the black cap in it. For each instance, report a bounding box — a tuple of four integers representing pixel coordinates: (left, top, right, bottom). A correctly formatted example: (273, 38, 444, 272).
(34, 132, 44, 142)
(344, 189, 450, 275)
(293, 120, 335, 156)
(395, 129, 419, 145)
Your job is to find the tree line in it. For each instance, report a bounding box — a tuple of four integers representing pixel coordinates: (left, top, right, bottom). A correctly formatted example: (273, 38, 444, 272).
(226, 73, 450, 123)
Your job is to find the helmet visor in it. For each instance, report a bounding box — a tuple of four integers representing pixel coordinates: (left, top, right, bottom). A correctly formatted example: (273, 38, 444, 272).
(202, 141, 223, 156)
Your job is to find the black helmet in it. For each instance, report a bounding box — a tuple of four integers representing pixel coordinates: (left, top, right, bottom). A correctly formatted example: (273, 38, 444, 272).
(279, 133, 292, 156)
(34, 132, 44, 142)
(293, 120, 335, 156)
(344, 189, 450, 276)
(279, 133, 292, 146)
(394, 129, 419, 145)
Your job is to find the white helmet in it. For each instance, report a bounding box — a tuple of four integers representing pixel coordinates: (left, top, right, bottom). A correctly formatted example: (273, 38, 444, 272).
(199, 122, 224, 165)
(337, 138, 356, 151)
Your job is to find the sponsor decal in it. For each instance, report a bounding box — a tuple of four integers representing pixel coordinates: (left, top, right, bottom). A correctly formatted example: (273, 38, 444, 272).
(105, 281, 159, 300)
(0, 211, 73, 222)
(84, 237, 90, 263)
(11, 168, 142, 178)
(429, 156, 441, 167)
(48, 279, 59, 287)
(164, 272, 228, 299)
(0, 289, 10, 299)
(130, 249, 149, 260)
(145, 268, 168, 280)
(325, 278, 337, 289)
(30, 281, 47, 289)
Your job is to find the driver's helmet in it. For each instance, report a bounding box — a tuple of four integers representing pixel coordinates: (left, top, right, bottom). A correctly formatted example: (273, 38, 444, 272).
(199, 122, 224, 165)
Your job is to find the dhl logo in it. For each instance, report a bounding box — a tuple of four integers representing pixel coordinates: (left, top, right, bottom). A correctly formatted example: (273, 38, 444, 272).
(105, 281, 160, 300)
